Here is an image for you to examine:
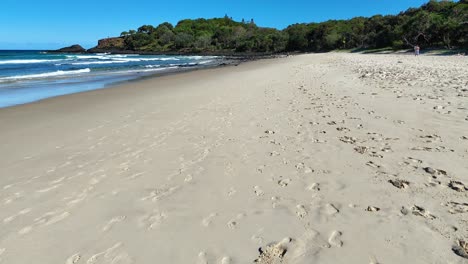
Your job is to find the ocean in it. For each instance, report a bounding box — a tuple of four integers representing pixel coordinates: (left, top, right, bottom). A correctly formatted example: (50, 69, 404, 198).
(0, 50, 221, 108)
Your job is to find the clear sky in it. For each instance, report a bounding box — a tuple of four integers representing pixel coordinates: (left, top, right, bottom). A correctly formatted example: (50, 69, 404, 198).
(1, 0, 430, 50)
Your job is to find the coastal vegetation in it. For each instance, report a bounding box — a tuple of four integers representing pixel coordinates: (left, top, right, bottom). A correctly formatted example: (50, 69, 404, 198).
(90, 0, 466, 54)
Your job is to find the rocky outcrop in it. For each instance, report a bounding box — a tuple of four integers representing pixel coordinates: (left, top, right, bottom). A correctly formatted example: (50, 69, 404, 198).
(87, 37, 125, 53)
(52, 44, 86, 53)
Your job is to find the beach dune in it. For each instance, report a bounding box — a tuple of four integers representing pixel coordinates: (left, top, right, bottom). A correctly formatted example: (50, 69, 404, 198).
(0, 53, 467, 263)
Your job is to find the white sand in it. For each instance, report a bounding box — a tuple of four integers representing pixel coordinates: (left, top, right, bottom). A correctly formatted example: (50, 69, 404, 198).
(0, 53, 467, 264)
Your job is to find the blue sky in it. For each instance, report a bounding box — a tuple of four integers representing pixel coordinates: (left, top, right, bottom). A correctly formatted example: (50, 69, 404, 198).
(1, 0, 430, 50)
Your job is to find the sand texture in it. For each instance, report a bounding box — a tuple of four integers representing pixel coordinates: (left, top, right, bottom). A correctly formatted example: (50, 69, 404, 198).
(0, 53, 467, 263)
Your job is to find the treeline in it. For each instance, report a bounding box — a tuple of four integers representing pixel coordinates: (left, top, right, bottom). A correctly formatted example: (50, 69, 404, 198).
(119, 17, 288, 53)
(113, 0, 467, 53)
(286, 0, 467, 51)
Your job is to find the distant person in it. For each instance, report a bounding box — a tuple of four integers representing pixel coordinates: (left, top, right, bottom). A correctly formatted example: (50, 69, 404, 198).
(414, 45, 420, 56)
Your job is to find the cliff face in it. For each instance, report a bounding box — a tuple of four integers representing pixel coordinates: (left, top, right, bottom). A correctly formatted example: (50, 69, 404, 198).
(90, 37, 125, 51)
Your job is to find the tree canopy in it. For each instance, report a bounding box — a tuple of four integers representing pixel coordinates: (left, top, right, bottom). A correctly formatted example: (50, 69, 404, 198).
(110, 0, 466, 54)
(285, 0, 467, 51)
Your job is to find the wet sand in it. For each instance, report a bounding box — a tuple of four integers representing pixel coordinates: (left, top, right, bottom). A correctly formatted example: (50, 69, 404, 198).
(0, 53, 467, 264)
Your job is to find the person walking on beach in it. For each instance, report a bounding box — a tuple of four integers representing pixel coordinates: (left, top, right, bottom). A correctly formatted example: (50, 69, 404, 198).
(414, 45, 420, 56)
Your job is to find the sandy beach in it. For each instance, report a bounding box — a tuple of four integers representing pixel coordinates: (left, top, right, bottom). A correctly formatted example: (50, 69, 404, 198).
(0, 53, 467, 264)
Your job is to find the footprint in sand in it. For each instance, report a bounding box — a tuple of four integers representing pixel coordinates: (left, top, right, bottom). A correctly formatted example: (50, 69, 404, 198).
(257, 165, 266, 174)
(184, 174, 193, 182)
(65, 253, 81, 264)
(19, 210, 71, 235)
(139, 211, 167, 230)
(354, 146, 368, 154)
(277, 178, 291, 187)
(220, 256, 232, 264)
(402, 205, 436, 220)
(252, 234, 264, 245)
(339, 136, 357, 144)
(324, 203, 339, 215)
(366, 206, 381, 212)
(227, 213, 246, 229)
(296, 205, 308, 218)
(3, 208, 32, 224)
(44, 211, 71, 226)
(328, 231, 343, 247)
(448, 180, 467, 192)
(336, 127, 350, 132)
(197, 251, 209, 264)
(254, 186, 264, 196)
(269, 151, 280, 157)
(307, 183, 320, 191)
(295, 163, 313, 174)
(50, 176, 66, 184)
(102, 215, 126, 232)
(288, 229, 331, 262)
(87, 242, 132, 264)
(366, 161, 381, 169)
(18, 225, 33, 235)
(388, 179, 410, 189)
(202, 213, 217, 227)
(423, 167, 447, 176)
(37, 184, 62, 193)
(127, 172, 145, 180)
(141, 186, 180, 202)
(228, 187, 237, 196)
(452, 239, 468, 259)
(446, 201, 468, 214)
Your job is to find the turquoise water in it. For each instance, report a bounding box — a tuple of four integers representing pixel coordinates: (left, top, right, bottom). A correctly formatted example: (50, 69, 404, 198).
(0, 50, 221, 108)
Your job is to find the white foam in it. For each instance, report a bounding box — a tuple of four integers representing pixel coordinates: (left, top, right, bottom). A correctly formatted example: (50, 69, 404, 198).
(113, 57, 180, 62)
(106, 66, 179, 75)
(70, 60, 128, 65)
(123, 66, 179, 73)
(0, 59, 61, 65)
(144, 65, 162, 68)
(198, 60, 214, 64)
(183, 56, 218, 60)
(0, 68, 91, 82)
(72, 55, 107, 59)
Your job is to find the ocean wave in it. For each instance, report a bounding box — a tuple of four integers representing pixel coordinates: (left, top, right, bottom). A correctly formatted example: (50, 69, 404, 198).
(64, 57, 179, 65)
(107, 66, 179, 75)
(126, 66, 179, 73)
(183, 55, 218, 60)
(0, 68, 91, 82)
(113, 57, 180, 62)
(198, 60, 215, 64)
(67, 55, 107, 60)
(69, 60, 129, 65)
(0, 59, 61, 65)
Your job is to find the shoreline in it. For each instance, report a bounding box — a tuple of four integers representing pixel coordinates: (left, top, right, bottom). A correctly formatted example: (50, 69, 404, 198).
(0, 55, 255, 109)
(0, 55, 279, 113)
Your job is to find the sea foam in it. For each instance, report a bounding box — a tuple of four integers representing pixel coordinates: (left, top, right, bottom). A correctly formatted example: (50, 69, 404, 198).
(0, 68, 91, 82)
(0, 59, 61, 65)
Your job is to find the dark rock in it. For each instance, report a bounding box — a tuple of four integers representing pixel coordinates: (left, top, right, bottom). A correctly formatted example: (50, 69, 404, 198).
(52, 44, 86, 53)
(87, 37, 125, 53)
